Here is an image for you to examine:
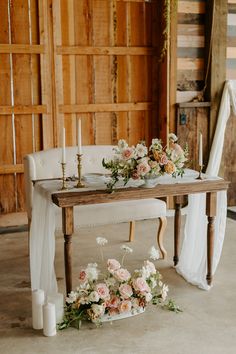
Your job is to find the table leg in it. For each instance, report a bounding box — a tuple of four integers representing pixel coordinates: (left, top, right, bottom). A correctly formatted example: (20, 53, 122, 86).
(62, 207, 74, 295)
(173, 196, 182, 266)
(206, 192, 217, 286)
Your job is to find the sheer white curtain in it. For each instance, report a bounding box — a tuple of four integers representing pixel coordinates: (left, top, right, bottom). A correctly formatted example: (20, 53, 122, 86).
(176, 80, 236, 290)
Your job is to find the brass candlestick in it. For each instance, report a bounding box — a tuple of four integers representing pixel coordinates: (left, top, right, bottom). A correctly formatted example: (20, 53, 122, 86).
(61, 162, 67, 190)
(196, 165, 204, 180)
(76, 153, 85, 188)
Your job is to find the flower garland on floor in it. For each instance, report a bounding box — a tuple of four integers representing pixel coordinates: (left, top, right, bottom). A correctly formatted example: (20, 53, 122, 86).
(102, 133, 188, 191)
(58, 239, 182, 330)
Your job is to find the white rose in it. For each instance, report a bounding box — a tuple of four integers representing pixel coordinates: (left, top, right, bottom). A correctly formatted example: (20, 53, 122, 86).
(91, 304, 105, 317)
(88, 291, 100, 303)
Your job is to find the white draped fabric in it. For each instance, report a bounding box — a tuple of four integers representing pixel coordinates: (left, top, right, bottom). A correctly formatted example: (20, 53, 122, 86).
(176, 80, 236, 290)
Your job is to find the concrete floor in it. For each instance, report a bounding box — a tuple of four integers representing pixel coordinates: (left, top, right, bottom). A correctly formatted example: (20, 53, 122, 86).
(0, 217, 236, 354)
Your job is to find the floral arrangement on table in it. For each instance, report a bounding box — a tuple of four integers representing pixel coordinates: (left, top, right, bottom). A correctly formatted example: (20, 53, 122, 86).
(102, 133, 188, 190)
(58, 238, 181, 331)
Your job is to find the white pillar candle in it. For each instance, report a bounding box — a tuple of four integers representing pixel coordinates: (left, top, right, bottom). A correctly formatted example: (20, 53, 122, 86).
(32, 289, 45, 330)
(43, 303, 57, 337)
(62, 127, 66, 163)
(47, 293, 64, 324)
(198, 132, 203, 166)
(77, 119, 82, 154)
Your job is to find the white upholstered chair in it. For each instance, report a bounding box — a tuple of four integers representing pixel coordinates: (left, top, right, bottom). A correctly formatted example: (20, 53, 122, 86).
(24, 146, 167, 258)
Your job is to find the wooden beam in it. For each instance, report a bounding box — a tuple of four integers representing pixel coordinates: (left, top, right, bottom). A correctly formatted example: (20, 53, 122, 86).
(0, 44, 45, 54)
(0, 105, 47, 115)
(169, 0, 178, 134)
(177, 102, 211, 108)
(59, 102, 153, 114)
(0, 164, 24, 174)
(205, 0, 227, 145)
(56, 46, 154, 56)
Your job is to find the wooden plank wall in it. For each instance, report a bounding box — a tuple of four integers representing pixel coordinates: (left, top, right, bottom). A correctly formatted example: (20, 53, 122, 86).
(227, 0, 236, 79)
(176, 0, 206, 103)
(0, 0, 43, 213)
(0, 0, 163, 214)
(54, 0, 160, 148)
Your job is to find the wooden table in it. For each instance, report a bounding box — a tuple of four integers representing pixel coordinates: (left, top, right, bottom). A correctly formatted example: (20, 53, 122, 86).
(52, 179, 229, 294)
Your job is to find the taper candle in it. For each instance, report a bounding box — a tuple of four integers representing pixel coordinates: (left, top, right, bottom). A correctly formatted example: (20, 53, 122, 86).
(199, 132, 203, 166)
(32, 289, 45, 330)
(62, 127, 66, 163)
(43, 302, 57, 337)
(77, 119, 82, 154)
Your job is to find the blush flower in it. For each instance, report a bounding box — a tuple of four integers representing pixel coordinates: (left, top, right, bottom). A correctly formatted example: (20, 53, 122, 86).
(133, 277, 151, 294)
(119, 300, 132, 313)
(114, 268, 131, 282)
(119, 284, 133, 299)
(107, 259, 121, 273)
(137, 161, 151, 177)
(95, 283, 110, 300)
(122, 147, 135, 160)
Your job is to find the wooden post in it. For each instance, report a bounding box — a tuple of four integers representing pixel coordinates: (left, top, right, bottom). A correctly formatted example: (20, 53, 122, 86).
(206, 192, 217, 286)
(62, 207, 74, 295)
(205, 0, 227, 146)
(173, 196, 182, 266)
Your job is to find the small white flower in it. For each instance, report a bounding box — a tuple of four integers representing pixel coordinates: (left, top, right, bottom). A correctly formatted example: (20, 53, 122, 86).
(66, 291, 78, 304)
(168, 133, 178, 142)
(88, 291, 100, 303)
(105, 276, 116, 287)
(135, 143, 148, 158)
(161, 284, 169, 301)
(121, 245, 133, 253)
(86, 263, 99, 281)
(149, 246, 160, 260)
(118, 139, 128, 151)
(141, 266, 151, 279)
(96, 237, 108, 246)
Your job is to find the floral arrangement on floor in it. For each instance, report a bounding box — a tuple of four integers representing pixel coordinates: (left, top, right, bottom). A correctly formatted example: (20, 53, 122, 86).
(102, 133, 188, 190)
(58, 238, 181, 330)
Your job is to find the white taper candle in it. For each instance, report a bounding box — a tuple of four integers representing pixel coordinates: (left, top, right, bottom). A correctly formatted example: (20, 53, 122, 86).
(32, 289, 45, 330)
(78, 119, 82, 154)
(62, 127, 66, 163)
(199, 132, 203, 166)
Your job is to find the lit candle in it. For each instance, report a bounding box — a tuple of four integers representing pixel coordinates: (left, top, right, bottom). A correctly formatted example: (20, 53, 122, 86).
(199, 132, 203, 166)
(78, 119, 82, 155)
(47, 293, 64, 324)
(43, 302, 57, 337)
(62, 127, 66, 163)
(32, 289, 45, 330)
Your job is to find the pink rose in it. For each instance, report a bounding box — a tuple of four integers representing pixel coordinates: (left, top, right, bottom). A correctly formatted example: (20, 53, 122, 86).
(109, 308, 119, 316)
(106, 295, 120, 309)
(133, 277, 151, 294)
(107, 259, 121, 273)
(144, 260, 156, 275)
(114, 268, 131, 282)
(119, 300, 132, 313)
(79, 270, 87, 283)
(137, 161, 151, 177)
(122, 147, 135, 160)
(119, 284, 133, 299)
(159, 153, 168, 165)
(95, 283, 110, 300)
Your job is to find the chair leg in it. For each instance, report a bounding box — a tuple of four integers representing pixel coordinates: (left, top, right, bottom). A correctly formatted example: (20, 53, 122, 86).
(129, 221, 135, 242)
(157, 216, 167, 259)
